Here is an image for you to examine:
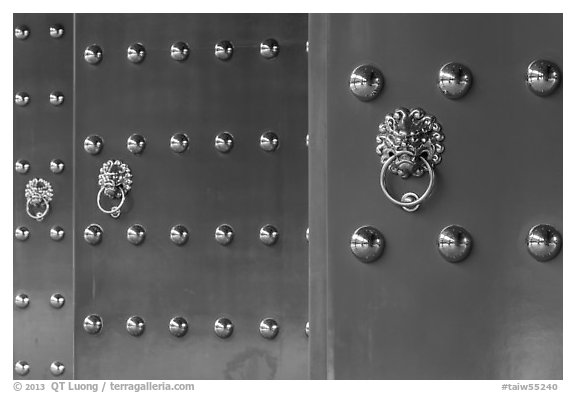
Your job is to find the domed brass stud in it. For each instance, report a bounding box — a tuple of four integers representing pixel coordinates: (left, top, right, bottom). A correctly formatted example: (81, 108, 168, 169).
(14, 361, 30, 376)
(259, 318, 279, 339)
(14, 293, 30, 309)
(259, 131, 279, 152)
(170, 225, 189, 245)
(215, 40, 234, 61)
(215, 224, 234, 246)
(84, 224, 103, 245)
(260, 38, 279, 59)
(215, 132, 234, 153)
(127, 134, 146, 154)
(526, 224, 562, 262)
(127, 224, 146, 245)
(170, 41, 189, 61)
(214, 317, 234, 339)
(15, 226, 30, 241)
(83, 314, 103, 335)
(169, 316, 188, 337)
(84, 44, 103, 64)
(349, 65, 384, 101)
(526, 60, 562, 97)
(50, 226, 65, 241)
(305, 321, 310, 337)
(49, 293, 65, 309)
(170, 133, 189, 153)
(127, 43, 146, 64)
(14, 92, 30, 106)
(49, 24, 64, 39)
(437, 62, 473, 99)
(49, 361, 65, 376)
(259, 224, 279, 246)
(83, 135, 103, 155)
(49, 159, 65, 174)
(14, 25, 30, 40)
(126, 316, 146, 337)
(350, 226, 385, 263)
(49, 91, 64, 106)
(437, 225, 473, 263)
(15, 160, 30, 174)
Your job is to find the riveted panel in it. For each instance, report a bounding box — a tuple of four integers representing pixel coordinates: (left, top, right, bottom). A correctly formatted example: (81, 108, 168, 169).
(13, 13, 74, 379)
(309, 14, 562, 379)
(73, 14, 308, 379)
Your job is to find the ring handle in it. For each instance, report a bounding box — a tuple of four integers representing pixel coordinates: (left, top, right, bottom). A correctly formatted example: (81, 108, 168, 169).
(380, 150, 435, 210)
(26, 197, 50, 222)
(97, 187, 125, 218)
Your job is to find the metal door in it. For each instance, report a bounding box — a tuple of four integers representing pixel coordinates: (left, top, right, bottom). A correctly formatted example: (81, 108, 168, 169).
(308, 14, 562, 379)
(15, 13, 309, 380)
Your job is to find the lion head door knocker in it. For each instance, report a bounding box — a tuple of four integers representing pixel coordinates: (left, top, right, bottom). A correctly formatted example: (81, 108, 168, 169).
(376, 107, 445, 212)
(97, 160, 132, 218)
(25, 178, 54, 221)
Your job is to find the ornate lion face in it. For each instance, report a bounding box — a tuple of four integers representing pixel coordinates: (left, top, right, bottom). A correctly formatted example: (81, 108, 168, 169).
(98, 160, 132, 199)
(25, 178, 54, 206)
(376, 107, 445, 178)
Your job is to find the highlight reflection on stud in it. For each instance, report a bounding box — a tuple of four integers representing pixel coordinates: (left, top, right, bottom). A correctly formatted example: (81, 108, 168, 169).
(50, 159, 65, 174)
(215, 40, 234, 61)
(14, 25, 30, 40)
(214, 318, 234, 339)
(84, 224, 103, 245)
(14, 293, 30, 309)
(15, 92, 30, 106)
(350, 226, 385, 263)
(437, 225, 473, 263)
(260, 39, 279, 59)
(83, 314, 103, 334)
(49, 24, 64, 39)
(14, 361, 30, 376)
(169, 316, 188, 337)
(259, 318, 279, 339)
(349, 65, 384, 101)
(15, 226, 30, 241)
(437, 62, 473, 99)
(50, 226, 65, 241)
(127, 43, 146, 63)
(50, 293, 65, 309)
(49, 91, 64, 106)
(215, 132, 234, 153)
(526, 60, 562, 97)
(259, 224, 279, 246)
(170, 225, 189, 245)
(170, 133, 189, 153)
(215, 224, 234, 246)
(50, 361, 65, 376)
(15, 160, 30, 174)
(126, 316, 146, 337)
(84, 135, 103, 155)
(170, 41, 189, 61)
(527, 224, 562, 262)
(260, 131, 279, 152)
(127, 224, 146, 245)
(84, 44, 103, 64)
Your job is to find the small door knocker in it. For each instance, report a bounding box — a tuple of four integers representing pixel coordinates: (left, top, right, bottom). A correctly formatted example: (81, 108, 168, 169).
(97, 159, 132, 218)
(25, 178, 54, 221)
(377, 107, 445, 212)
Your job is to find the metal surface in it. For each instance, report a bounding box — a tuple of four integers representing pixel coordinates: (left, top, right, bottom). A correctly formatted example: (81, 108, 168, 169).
(526, 60, 561, 97)
(168, 316, 188, 337)
(14, 361, 30, 376)
(437, 62, 473, 99)
(349, 65, 384, 101)
(309, 13, 562, 380)
(350, 226, 385, 263)
(526, 224, 562, 262)
(437, 225, 473, 263)
(73, 14, 308, 380)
